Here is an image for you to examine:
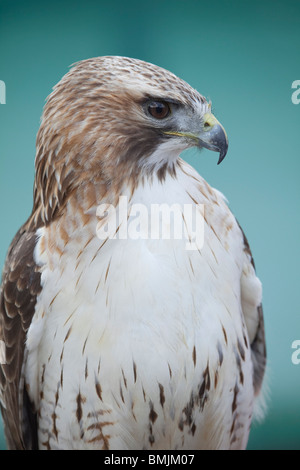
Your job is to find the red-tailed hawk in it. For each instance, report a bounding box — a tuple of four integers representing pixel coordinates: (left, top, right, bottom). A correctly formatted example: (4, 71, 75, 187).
(0, 56, 266, 450)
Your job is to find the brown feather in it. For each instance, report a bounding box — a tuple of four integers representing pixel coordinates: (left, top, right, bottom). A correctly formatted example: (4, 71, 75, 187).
(0, 228, 41, 449)
(236, 219, 266, 395)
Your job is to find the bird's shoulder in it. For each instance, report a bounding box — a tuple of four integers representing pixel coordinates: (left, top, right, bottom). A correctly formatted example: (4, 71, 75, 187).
(0, 223, 41, 449)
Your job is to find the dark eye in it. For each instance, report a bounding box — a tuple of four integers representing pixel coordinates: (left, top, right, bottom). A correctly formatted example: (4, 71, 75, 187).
(147, 101, 170, 119)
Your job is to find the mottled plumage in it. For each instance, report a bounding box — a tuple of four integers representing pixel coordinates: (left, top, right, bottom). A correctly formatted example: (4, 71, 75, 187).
(0, 56, 266, 450)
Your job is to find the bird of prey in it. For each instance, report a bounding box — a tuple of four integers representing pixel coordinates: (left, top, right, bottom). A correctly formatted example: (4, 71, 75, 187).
(0, 56, 266, 450)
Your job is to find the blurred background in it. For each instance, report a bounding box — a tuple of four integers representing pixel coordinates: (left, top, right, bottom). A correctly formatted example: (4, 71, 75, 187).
(0, 0, 299, 450)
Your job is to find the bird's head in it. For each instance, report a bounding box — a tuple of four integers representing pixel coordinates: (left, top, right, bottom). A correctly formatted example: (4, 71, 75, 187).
(33, 56, 228, 224)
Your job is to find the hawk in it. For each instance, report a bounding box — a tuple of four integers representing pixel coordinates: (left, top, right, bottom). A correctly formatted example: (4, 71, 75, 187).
(0, 56, 266, 450)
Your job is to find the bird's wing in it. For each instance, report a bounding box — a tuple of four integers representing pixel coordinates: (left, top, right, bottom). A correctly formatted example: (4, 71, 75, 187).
(238, 221, 266, 396)
(0, 225, 41, 449)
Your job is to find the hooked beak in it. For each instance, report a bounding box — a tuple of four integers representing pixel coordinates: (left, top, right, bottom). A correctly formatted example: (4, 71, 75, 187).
(198, 113, 228, 165)
(163, 112, 228, 165)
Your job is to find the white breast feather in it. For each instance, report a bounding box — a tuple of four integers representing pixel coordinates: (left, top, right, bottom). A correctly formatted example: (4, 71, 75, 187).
(24, 161, 257, 450)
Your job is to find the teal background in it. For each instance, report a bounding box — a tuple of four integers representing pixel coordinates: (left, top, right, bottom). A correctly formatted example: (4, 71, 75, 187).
(0, 0, 299, 450)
